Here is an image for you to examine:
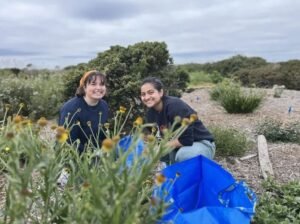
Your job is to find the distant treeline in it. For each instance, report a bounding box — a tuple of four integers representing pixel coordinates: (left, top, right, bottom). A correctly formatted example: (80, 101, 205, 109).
(178, 55, 300, 90)
(1, 54, 299, 91)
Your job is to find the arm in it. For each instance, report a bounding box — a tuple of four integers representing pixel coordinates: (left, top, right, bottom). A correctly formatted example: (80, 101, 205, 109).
(166, 99, 195, 146)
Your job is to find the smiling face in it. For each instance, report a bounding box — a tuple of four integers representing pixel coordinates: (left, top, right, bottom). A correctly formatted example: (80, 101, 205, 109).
(140, 83, 164, 111)
(84, 76, 106, 105)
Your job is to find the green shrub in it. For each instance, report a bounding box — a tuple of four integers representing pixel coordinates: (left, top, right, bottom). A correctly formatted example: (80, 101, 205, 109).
(189, 71, 212, 86)
(253, 179, 300, 223)
(209, 125, 252, 157)
(0, 78, 34, 116)
(63, 42, 189, 120)
(209, 71, 224, 84)
(0, 72, 65, 119)
(257, 118, 300, 143)
(209, 79, 238, 101)
(0, 108, 191, 223)
(210, 80, 265, 113)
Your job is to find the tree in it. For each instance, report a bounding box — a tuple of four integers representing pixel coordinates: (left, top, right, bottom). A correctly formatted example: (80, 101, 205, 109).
(63, 41, 189, 120)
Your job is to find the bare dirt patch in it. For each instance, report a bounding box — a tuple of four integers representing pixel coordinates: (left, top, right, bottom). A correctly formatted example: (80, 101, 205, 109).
(181, 88, 300, 194)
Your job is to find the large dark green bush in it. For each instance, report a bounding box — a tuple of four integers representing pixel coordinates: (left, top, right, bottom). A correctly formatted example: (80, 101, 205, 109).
(62, 41, 189, 119)
(209, 125, 252, 157)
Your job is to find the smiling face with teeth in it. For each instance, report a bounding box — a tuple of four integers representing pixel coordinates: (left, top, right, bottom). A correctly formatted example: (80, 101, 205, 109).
(77, 70, 107, 106)
(84, 76, 106, 105)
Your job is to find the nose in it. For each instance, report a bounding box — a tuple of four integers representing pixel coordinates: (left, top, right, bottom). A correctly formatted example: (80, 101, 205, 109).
(142, 93, 150, 101)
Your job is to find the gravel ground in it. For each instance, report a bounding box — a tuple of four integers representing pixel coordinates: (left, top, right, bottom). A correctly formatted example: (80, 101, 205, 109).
(181, 87, 300, 194)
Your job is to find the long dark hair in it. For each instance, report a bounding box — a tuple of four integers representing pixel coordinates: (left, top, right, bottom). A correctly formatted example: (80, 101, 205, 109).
(76, 70, 106, 96)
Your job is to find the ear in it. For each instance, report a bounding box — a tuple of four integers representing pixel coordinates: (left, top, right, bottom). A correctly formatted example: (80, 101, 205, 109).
(159, 89, 164, 97)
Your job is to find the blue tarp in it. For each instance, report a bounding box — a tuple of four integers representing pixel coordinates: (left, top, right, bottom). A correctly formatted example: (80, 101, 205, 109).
(117, 135, 145, 167)
(153, 155, 257, 224)
(118, 136, 257, 223)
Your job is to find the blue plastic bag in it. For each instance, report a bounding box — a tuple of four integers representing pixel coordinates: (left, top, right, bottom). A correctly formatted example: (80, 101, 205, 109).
(153, 155, 257, 224)
(117, 135, 145, 167)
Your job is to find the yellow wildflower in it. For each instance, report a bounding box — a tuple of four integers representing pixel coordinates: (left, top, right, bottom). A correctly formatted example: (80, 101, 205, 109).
(102, 138, 114, 153)
(155, 173, 166, 186)
(37, 117, 48, 127)
(56, 126, 66, 134)
(189, 114, 198, 122)
(50, 124, 58, 130)
(4, 147, 10, 152)
(133, 116, 143, 126)
(119, 106, 127, 114)
(56, 132, 68, 143)
(181, 118, 191, 127)
(13, 115, 23, 124)
(147, 135, 156, 143)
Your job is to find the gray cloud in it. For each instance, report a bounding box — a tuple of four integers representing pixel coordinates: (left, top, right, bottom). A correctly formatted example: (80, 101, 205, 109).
(0, 0, 299, 68)
(61, 1, 142, 21)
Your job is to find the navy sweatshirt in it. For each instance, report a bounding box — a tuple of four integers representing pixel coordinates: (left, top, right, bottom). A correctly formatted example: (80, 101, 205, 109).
(58, 96, 109, 153)
(146, 96, 214, 146)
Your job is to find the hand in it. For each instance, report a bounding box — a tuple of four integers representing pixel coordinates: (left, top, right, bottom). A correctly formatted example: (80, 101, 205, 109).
(166, 139, 182, 149)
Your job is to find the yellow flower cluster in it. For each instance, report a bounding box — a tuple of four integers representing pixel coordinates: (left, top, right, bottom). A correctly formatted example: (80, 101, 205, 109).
(56, 126, 69, 143)
(119, 106, 127, 114)
(181, 114, 198, 126)
(101, 135, 120, 153)
(102, 138, 114, 153)
(37, 117, 48, 127)
(13, 115, 23, 124)
(155, 173, 166, 186)
(133, 117, 143, 127)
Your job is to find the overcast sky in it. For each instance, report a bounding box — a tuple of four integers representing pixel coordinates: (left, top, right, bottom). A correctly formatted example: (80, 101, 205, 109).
(0, 0, 299, 69)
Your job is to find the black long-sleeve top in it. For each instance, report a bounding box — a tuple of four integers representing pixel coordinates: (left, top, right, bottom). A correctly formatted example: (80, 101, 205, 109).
(146, 96, 214, 146)
(58, 96, 109, 153)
